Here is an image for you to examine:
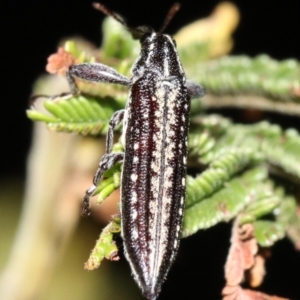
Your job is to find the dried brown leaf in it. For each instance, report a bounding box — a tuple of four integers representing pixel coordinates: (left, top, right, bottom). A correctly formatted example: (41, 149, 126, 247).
(247, 249, 270, 288)
(239, 224, 258, 270)
(225, 220, 245, 286)
(225, 220, 258, 286)
(223, 285, 253, 300)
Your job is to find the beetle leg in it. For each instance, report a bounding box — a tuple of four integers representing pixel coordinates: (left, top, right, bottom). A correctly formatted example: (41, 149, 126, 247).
(82, 109, 125, 216)
(106, 109, 125, 153)
(82, 152, 124, 216)
(67, 63, 132, 94)
(186, 80, 206, 99)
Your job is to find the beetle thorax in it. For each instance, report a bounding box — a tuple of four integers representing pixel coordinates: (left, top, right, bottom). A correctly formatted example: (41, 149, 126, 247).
(131, 32, 186, 82)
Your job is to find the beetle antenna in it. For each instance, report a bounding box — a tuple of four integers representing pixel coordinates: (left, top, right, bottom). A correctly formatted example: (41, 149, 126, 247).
(92, 3, 146, 37)
(159, 3, 181, 33)
(92, 3, 128, 27)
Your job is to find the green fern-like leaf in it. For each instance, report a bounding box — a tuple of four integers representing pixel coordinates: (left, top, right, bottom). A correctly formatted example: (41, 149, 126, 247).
(185, 149, 263, 208)
(261, 127, 300, 179)
(94, 163, 122, 204)
(27, 95, 123, 135)
(276, 195, 300, 248)
(190, 116, 300, 180)
(253, 220, 285, 247)
(188, 55, 300, 115)
(193, 55, 300, 100)
(84, 216, 121, 270)
(182, 167, 268, 237)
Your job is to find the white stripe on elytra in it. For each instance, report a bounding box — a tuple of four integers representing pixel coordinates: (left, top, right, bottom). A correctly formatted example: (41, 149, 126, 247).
(147, 79, 184, 287)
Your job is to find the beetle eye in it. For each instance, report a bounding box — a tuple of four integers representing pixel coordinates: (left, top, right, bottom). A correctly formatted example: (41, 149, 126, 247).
(140, 32, 152, 44)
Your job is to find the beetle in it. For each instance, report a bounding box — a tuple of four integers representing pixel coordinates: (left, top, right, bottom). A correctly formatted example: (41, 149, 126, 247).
(67, 3, 205, 300)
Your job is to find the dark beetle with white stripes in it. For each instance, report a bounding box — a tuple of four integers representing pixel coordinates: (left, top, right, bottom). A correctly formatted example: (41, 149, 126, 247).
(67, 3, 205, 300)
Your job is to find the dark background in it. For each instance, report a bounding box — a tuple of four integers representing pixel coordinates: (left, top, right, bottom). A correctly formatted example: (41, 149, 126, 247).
(1, 0, 300, 299)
